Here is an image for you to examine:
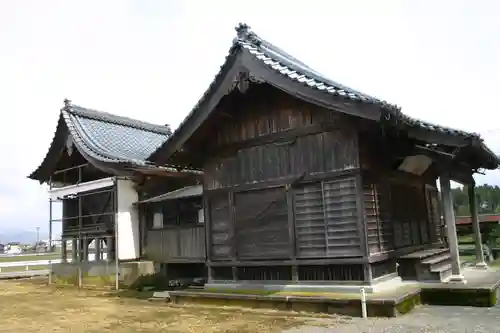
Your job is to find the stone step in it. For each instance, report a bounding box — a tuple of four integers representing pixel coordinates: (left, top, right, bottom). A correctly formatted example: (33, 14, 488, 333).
(421, 252, 451, 265)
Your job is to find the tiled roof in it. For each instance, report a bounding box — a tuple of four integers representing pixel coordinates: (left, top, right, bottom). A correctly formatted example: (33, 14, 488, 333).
(234, 23, 480, 139)
(28, 100, 172, 182)
(236, 24, 399, 111)
(148, 23, 490, 164)
(63, 103, 171, 164)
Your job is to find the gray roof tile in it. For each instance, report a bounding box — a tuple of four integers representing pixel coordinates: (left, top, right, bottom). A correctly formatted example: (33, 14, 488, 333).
(148, 23, 489, 164)
(64, 104, 171, 164)
(28, 100, 171, 182)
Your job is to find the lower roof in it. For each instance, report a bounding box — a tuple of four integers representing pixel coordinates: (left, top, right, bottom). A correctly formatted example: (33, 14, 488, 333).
(135, 185, 202, 204)
(28, 100, 172, 183)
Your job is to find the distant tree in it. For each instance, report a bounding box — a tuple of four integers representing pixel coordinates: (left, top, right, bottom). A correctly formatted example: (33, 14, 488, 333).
(452, 184, 500, 216)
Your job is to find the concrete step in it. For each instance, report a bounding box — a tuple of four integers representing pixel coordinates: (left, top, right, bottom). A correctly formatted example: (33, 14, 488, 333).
(401, 247, 449, 260)
(421, 252, 451, 265)
(430, 261, 452, 273)
(419, 264, 452, 282)
(439, 267, 452, 282)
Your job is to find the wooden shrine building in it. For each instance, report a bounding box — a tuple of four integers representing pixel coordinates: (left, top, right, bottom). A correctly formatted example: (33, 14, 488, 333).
(148, 23, 499, 290)
(28, 100, 193, 266)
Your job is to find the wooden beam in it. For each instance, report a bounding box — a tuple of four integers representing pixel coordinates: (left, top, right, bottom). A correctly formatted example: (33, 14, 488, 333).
(204, 123, 339, 158)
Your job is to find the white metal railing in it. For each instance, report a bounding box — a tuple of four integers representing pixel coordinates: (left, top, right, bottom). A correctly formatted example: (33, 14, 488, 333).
(0, 259, 64, 272)
(0, 253, 107, 272)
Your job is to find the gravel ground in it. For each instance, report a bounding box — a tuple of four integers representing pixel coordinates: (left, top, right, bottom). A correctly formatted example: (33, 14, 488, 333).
(284, 305, 500, 333)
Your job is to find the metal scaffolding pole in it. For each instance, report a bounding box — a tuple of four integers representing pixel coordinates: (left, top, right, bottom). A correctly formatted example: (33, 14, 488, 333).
(113, 184, 119, 291)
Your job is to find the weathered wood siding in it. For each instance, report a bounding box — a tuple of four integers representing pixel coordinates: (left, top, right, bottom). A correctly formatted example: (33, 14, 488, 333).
(234, 187, 289, 259)
(359, 132, 442, 254)
(209, 193, 232, 260)
(363, 181, 394, 254)
(203, 86, 359, 190)
(145, 226, 205, 262)
(294, 177, 362, 258)
(201, 85, 363, 262)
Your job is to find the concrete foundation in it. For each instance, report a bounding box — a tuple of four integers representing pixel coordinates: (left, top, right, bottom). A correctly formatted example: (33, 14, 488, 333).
(51, 260, 157, 288)
(205, 276, 404, 294)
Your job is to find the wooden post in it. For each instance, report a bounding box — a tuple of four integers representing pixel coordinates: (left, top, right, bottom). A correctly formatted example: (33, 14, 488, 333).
(203, 194, 213, 283)
(439, 174, 466, 283)
(71, 238, 78, 262)
(468, 185, 488, 268)
(95, 238, 102, 261)
(107, 235, 114, 262)
(82, 236, 89, 262)
(61, 239, 68, 263)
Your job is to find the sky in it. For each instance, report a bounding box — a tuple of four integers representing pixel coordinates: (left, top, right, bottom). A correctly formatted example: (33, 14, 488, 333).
(0, 0, 500, 235)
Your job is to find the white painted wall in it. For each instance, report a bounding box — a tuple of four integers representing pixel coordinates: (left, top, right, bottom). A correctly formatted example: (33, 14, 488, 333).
(116, 178, 140, 260)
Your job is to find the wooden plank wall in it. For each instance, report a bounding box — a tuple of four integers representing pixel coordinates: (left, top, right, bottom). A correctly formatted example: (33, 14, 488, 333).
(202, 85, 364, 263)
(144, 226, 205, 262)
(362, 175, 441, 254)
(234, 187, 289, 259)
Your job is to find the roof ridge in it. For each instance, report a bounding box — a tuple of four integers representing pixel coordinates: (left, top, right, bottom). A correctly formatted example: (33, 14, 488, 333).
(233, 23, 391, 106)
(65, 103, 172, 136)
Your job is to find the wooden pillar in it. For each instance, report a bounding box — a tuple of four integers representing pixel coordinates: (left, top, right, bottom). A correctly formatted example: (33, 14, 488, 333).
(468, 185, 488, 268)
(95, 238, 102, 261)
(439, 175, 466, 283)
(202, 194, 213, 283)
(71, 238, 78, 261)
(106, 236, 114, 262)
(82, 236, 89, 261)
(61, 239, 68, 262)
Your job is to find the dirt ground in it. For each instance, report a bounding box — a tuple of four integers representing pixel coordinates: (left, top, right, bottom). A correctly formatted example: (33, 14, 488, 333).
(0, 279, 333, 333)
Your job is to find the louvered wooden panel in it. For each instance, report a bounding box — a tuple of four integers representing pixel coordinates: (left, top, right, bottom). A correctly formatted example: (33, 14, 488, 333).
(426, 187, 443, 243)
(376, 182, 394, 251)
(295, 182, 327, 258)
(363, 182, 380, 253)
(323, 178, 362, 257)
(209, 193, 232, 259)
(295, 177, 362, 258)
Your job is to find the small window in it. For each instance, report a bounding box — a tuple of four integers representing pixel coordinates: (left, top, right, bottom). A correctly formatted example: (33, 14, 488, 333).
(198, 208, 205, 223)
(153, 212, 163, 229)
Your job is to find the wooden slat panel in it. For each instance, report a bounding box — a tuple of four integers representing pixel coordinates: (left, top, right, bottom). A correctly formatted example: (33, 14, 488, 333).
(295, 182, 326, 258)
(205, 129, 359, 190)
(323, 178, 362, 257)
(294, 177, 362, 258)
(178, 227, 206, 259)
(145, 226, 206, 262)
(209, 193, 232, 259)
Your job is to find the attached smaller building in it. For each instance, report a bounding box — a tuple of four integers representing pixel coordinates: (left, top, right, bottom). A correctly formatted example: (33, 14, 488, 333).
(27, 100, 195, 281)
(137, 184, 207, 280)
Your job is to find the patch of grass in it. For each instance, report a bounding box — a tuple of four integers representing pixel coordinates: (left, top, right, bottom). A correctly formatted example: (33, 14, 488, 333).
(0, 279, 328, 332)
(490, 260, 500, 268)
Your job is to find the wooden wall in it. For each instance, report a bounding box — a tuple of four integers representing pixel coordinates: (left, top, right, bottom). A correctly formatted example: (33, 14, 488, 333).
(203, 85, 359, 190)
(142, 197, 205, 263)
(144, 226, 205, 262)
(62, 187, 114, 237)
(359, 132, 444, 255)
(202, 84, 363, 263)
